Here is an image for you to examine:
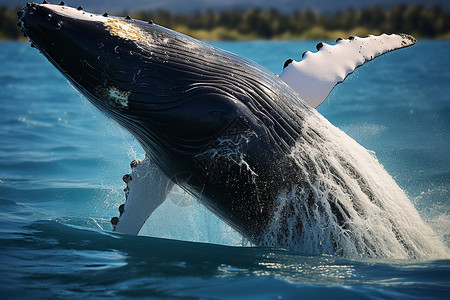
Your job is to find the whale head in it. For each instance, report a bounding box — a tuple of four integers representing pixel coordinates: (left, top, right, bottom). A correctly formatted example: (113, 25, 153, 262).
(19, 2, 279, 174)
(19, 3, 138, 111)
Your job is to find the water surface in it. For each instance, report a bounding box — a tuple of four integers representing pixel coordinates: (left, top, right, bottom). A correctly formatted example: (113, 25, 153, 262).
(0, 40, 449, 299)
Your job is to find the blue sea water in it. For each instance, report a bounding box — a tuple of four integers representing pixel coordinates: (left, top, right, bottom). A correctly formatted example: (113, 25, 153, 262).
(0, 40, 449, 299)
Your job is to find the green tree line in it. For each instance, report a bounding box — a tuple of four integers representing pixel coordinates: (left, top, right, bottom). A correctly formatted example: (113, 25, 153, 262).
(0, 6, 24, 40)
(2, 5, 450, 41)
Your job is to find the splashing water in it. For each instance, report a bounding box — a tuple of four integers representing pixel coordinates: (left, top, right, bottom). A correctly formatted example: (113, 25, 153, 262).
(262, 110, 448, 259)
(131, 105, 448, 259)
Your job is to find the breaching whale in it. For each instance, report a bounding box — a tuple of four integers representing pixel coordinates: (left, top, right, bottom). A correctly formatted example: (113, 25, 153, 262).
(18, 2, 447, 258)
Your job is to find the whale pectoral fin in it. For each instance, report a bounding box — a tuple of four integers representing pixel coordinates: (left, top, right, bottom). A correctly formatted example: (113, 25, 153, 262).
(111, 156, 174, 235)
(279, 33, 416, 108)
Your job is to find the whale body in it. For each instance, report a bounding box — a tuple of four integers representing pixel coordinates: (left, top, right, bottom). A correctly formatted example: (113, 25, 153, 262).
(19, 2, 447, 258)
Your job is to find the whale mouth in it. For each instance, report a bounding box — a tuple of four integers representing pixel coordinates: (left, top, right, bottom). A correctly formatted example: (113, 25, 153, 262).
(18, 2, 106, 47)
(17, 2, 136, 113)
(19, 3, 62, 70)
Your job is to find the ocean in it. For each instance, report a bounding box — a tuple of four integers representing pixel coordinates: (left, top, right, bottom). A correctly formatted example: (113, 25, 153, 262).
(0, 40, 449, 299)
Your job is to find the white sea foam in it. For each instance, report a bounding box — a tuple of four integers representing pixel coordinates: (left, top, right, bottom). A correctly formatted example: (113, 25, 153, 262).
(261, 110, 449, 259)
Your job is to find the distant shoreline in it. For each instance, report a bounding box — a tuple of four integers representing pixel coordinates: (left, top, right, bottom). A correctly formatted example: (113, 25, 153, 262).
(3, 5, 450, 41)
(169, 26, 450, 42)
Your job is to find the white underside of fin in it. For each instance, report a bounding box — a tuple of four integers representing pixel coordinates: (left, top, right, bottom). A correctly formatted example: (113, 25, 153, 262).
(114, 156, 174, 235)
(279, 34, 416, 108)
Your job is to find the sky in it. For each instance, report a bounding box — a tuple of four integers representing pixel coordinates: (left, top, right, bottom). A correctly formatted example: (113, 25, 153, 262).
(4, 0, 450, 13)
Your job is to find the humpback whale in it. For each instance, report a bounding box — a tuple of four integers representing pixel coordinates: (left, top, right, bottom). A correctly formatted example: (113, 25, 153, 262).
(18, 2, 446, 258)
